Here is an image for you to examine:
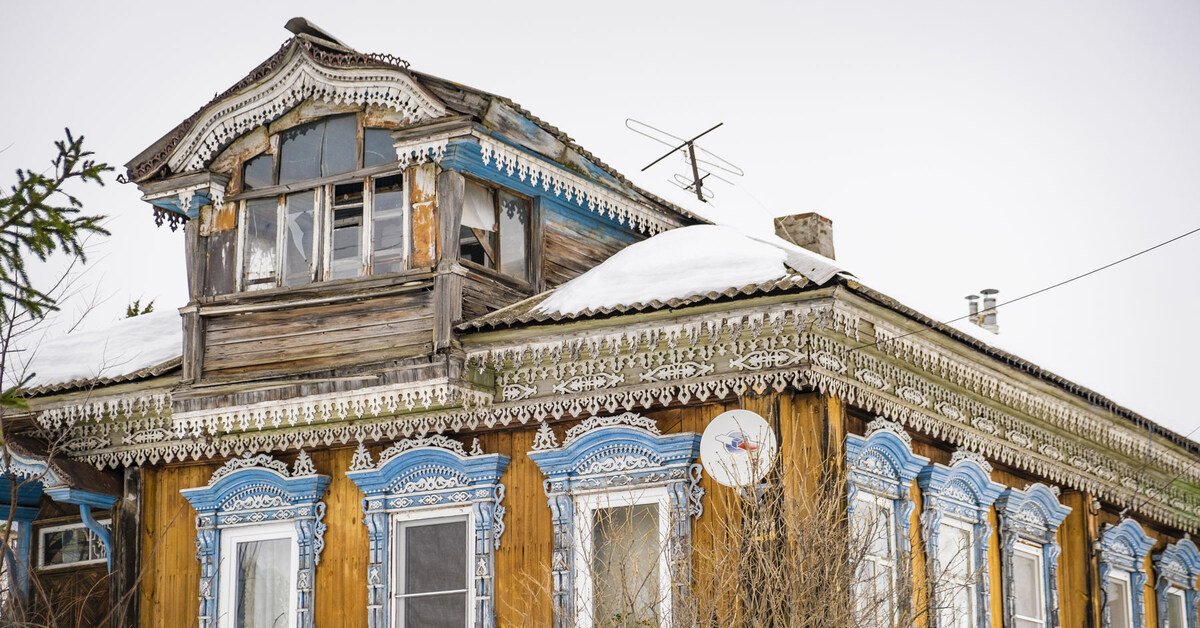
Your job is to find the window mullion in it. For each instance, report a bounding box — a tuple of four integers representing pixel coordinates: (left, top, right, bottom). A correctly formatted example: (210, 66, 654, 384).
(274, 194, 286, 287)
(363, 176, 373, 275)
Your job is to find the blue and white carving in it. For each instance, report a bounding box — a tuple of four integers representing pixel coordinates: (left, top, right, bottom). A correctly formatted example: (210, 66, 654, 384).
(995, 483, 1071, 628)
(181, 451, 330, 628)
(1098, 518, 1155, 628)
(527, 412, 703, 628)
(1154, 537, 1200, 627)
(918, 450, 1004, 628)
(846, 418, 929, 570)
(346, 435, 510, 628)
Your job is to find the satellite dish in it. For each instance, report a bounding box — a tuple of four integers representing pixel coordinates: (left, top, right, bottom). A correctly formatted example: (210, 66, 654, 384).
(700, 410, 778, 488)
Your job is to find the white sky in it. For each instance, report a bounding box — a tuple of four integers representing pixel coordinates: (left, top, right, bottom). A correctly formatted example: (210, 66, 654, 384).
(1, 1, 1197, 436)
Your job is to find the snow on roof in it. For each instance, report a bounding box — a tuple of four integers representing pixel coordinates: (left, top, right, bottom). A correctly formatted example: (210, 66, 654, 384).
(530, 224, 845, 318)
(22, 308, 183, 393)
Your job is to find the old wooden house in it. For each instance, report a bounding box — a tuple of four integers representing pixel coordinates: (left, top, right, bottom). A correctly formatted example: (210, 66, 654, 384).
(6, 17, 1200, 628)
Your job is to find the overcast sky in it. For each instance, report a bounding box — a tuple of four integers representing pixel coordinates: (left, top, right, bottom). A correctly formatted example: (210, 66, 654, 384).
(1, 0, 1197, 437)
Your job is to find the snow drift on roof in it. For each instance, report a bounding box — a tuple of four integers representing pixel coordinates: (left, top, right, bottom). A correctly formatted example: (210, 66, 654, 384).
(22, 309, 182, 391)
(531, 224, 845, 318)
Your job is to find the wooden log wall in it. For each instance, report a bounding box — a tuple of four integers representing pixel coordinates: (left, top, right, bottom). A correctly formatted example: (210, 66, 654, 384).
(134, 390, 1196, 627)
(200, 289, 435, 382)
(540, 203, 638, 290)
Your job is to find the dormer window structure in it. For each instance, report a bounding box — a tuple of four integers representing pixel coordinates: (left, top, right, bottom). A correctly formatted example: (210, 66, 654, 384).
(460, 178, 530, 283)
(236, 114, 406, 291)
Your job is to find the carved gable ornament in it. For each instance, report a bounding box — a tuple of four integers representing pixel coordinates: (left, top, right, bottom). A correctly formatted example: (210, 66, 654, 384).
(146, 38, 446, 181)
(346, 436, 510, 628)
(180, 451, 331, 628)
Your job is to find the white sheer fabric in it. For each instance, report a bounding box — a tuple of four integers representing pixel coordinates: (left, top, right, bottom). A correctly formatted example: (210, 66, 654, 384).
(235, 538, 291, 628)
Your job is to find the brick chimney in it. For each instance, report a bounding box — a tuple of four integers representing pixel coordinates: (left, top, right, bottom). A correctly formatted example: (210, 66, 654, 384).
(774, 212, 835, 260)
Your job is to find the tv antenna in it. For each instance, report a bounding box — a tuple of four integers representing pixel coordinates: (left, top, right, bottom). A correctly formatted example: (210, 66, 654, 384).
(626, 119, 744, 202)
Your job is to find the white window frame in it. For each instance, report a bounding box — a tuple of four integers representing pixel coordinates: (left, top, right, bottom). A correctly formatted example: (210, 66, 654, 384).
(36, 519, 111, 570)
(1012, 540, 1047, 627)
(572, 486, 672, 628)
(1109, 569, 1135, 628)
(852, 492, 898, 626)
(937, 515, 977, 628)
(217, 521, 300, 628)
(1165, 586, 1187, 628)
(390, 505, 475, 628)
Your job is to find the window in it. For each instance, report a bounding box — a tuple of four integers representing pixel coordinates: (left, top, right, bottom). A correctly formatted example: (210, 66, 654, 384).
(460, 179, 530, 282)
(393, 512, 472, 628)
(218, 523, 299, 628)
(0, 522, 19, 608)
(937, 517, 976, 628)
(527, 413, 705, 628)
(852, 493, 896, 627)
(181, 451, 330, 628)
(345, 436, 511, 628)
(1108, 570, 1134, 628)
(575, 489, 670, 627)
(1165, 587, 1185, 628)
(37, 519, 110, 570)
(1012, 542, 1046, 628)
(236, 115, 406, 291)
(995, 483, 1071, 628)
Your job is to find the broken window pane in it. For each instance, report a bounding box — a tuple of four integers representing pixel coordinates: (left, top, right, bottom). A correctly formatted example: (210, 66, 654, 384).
(330, 182, 364, 280)
(498, 191, 529, 281)
(322, 115, 357, 176)
(242, 198, 278, 290)
(371, 174, 405, 274)
(363, 128, 397, 167)
(460, 181, 496, 269)
(242, 154, 274, 190)
(283, 191, 316, 287)
(278, 122, 323, 184)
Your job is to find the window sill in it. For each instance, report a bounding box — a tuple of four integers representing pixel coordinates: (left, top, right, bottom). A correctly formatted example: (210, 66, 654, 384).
(196, 268, 436, 315)
(456, 261, 535, 294)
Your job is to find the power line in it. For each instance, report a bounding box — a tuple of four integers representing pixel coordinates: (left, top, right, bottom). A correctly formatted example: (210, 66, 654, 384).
(849, 225, 1200, 353)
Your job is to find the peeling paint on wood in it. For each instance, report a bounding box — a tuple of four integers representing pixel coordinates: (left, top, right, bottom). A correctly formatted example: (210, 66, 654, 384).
(410, 163, 439, 268)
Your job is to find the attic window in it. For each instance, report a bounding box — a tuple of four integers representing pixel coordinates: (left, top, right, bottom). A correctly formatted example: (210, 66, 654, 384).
(460, 179, 530, 282)
(236, 115, 411, 291)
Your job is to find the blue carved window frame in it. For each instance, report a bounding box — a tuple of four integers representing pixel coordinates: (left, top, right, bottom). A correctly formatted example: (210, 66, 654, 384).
(995, 483, 1071, 628)
(526, 413, 704, 628)
(181, 451, 331, 628)
(846, 418, 929, 623)
(917, 450, 1004, 628)
(1098, 518, 1156, 628)
(1154, 538, 1200, 628)
(345, 435, 510, 628)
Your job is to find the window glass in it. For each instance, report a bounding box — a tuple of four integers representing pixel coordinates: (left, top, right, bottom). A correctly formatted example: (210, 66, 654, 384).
(852, 495, 895, 627)
(371, 174, 406, 274)
(242, 154, 274, 190)
(592, 503, 660, 626)
(283, 191, 316, 287)
(1107, 574, 1132, 628)
(235, 537, 291, 628)
(1012, 543, 1045, 628)
(460, 181, 497, 269)
(398, 519, 468, 628)
(322, 115, 358, 176)
(1167, 588, 1185, 628)
(937, 522, 974, 628)
(242, 198, 278, 289)
(498, 191, 529, 281)
(278, 121, 323, 184)
(330, 182, 364, 280)
(364, 128, 397, 167)
(39, 522, 108, 568)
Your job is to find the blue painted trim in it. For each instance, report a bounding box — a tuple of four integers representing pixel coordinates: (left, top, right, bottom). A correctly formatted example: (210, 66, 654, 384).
(77, 505, 112, 572)
(346, 440, 510, 628)
(918, 457, 1004, 628)
(148, 190, 214, 219)
(846, 421, 929, 621)
(181, 453, 330, 628)
(1099, 518, 1156, 628)
(1155, 538, 1200, 628)
(995, 483, 1071, 628)
(528, 415, 703, 628)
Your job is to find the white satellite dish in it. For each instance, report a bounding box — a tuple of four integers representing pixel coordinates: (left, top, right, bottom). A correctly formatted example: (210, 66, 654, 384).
(700, 410, 778, 488)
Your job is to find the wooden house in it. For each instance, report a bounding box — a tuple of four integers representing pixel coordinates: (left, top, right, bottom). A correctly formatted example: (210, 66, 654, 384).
(6, 18, 1200, 628)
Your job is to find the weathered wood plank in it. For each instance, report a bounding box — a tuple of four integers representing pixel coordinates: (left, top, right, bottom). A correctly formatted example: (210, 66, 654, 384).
(411, 164, 440, 268)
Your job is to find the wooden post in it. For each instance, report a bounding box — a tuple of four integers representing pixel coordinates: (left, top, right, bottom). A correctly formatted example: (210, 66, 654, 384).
(110, 466, 142, 628)
(433, 169, 464, 351)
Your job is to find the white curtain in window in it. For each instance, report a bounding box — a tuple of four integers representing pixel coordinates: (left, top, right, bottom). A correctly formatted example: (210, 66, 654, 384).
(462, 183, 495, 231)
(236, 538, 291, 628)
